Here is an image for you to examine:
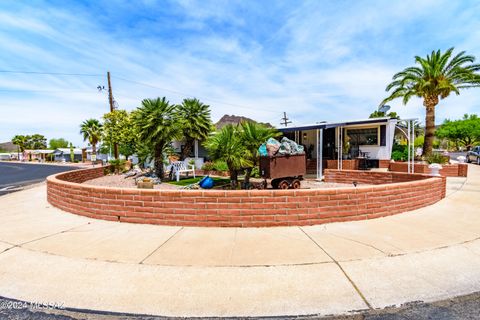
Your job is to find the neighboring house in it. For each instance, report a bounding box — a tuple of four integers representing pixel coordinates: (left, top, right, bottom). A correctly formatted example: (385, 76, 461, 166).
(278, 117, 398, 178)
(23, 149, 55, 162)
(53, 148, 83, 162)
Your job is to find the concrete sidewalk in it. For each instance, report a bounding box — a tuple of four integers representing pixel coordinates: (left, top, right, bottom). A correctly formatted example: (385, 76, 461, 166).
(0, 165, 479, 317)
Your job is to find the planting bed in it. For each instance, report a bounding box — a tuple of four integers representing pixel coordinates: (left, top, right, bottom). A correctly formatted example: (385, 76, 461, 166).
(47, 166, 446, 227)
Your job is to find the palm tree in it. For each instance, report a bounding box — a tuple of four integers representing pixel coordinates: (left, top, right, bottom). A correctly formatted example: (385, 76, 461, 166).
(133, 97, 181, 179)
(204, 124, 252, 189)
(80, 119, 103, 156)
(239, 121, 280, 188)
(381, 48, 480, 156)
(177, 98, 213, 160)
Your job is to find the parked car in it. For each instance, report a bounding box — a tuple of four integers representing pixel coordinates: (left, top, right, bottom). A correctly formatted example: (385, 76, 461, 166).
(466, 146, 480, 164)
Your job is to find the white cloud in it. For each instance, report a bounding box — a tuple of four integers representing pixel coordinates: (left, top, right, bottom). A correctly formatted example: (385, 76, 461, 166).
(0, 0, 479, 147)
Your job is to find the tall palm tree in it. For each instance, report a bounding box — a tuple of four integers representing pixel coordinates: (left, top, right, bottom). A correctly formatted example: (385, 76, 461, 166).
(133, 97, 181, 179)
(381, 48, 480, 155)
(239, 121, 280, 187)
(204, 124, 252, 189)
(80, 119, 103, 156)
(177, 98, 213, 160)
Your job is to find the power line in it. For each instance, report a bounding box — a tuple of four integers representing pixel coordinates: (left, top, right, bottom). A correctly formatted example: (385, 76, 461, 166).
(0, 70, 102, 77)
(112, 75, 280, 114)
(0, 69, 284, 120)
(0, 89, 96, 93)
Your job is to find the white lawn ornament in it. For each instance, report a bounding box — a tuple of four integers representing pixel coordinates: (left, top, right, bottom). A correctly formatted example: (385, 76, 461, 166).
(428, 163, 442, 176)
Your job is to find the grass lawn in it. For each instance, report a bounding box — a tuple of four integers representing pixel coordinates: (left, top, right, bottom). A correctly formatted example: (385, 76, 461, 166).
(166, 176, 230, 186)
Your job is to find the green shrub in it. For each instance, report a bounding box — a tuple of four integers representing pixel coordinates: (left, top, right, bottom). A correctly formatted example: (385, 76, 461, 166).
(391, 150, 404, 161)
(201, 161, 215, 171)
(391, 144, 409, 161)
(213, 160, 229, 172)
(109, 159, 127, 174)
(426, 153, 448, 164)
(250, 166, 260, 178)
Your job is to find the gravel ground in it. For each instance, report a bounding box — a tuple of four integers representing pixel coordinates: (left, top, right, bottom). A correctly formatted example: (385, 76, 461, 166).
(82, 174, 179, 190)
(82, 174, 359, 190)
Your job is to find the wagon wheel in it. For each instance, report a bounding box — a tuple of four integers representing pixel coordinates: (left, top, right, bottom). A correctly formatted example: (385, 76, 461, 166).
(271, 179, 280, 189)
(260, 180, 268, 189)
(292, 179, 301, 189)
(278, 180, 290, 189)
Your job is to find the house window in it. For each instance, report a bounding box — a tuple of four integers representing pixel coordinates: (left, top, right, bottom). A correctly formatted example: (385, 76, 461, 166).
(346, 128, 378, 146)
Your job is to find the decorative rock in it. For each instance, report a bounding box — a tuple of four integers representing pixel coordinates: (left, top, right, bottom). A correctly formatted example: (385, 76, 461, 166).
(137, 178, 154, 189)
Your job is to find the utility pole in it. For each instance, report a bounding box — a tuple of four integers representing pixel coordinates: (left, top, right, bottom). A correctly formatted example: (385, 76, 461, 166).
(280, 112, 292, 127)
(107, 71, 119, 159)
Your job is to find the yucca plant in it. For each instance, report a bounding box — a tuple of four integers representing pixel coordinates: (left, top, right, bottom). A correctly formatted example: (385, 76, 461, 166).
(381, 48, 480, 155)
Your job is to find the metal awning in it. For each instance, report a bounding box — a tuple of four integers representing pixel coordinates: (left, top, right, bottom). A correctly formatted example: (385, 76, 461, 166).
(277, 117, 392, 132)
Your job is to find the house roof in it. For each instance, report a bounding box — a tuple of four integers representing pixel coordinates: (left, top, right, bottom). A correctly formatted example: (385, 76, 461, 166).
(277, 117, 396, 132)
(24, 149, 54, 154)
(54, 148, 83, 155)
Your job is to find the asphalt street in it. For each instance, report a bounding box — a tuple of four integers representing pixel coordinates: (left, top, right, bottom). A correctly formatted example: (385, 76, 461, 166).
(0, 162, 79, 194)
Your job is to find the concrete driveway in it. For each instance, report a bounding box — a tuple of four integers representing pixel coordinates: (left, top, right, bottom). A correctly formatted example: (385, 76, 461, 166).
(0, 165, 478, 318)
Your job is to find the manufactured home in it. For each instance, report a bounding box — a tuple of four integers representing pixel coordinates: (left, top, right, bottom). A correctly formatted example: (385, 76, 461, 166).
(278, 117, 398, 179)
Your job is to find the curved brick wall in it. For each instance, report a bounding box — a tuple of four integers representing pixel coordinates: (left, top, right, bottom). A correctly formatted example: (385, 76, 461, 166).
(46, 167, 446, 227)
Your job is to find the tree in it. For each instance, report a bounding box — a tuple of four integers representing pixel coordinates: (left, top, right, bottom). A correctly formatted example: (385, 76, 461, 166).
(28, 134, 47, 149)
(381, 48, 480, 156)
(239, 121, 280, 188)
(103, 110, 137, 160)
(11, 135, 28, 152)
(204, 124, 252, 188)
(80, 118, 103, 156)
(49, 138, 70, 149)
(12, 134, 46, 151)
(177, 98, 213, 160)
(133, 97, 181, 179)
(436, 114, 480, 149)
(369, 110, 400, 119)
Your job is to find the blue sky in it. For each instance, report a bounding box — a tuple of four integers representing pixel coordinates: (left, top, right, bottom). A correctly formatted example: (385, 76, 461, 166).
(1, 0, 479, 147)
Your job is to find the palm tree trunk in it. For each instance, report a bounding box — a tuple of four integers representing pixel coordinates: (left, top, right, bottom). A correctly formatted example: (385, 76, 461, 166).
(423, 97, 438, 156)
(228, 163, 238, 189)
(92, 144, 97, 165)
(242, 168, 252, 189)
(154, 144, 165, 180)
(181, 139, 194, 160)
